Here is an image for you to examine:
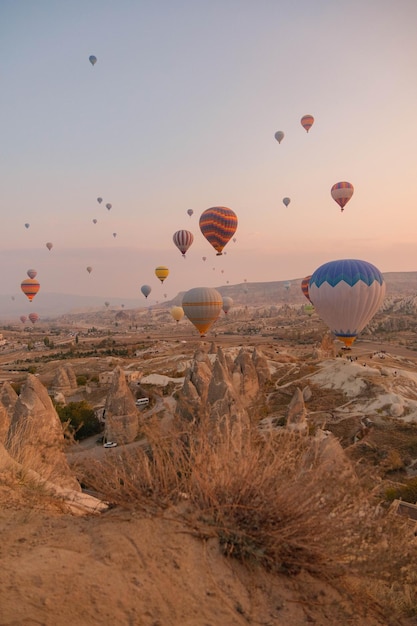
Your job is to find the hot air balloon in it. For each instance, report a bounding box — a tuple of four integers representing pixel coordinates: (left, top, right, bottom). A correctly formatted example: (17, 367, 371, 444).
(27, 269, 37, 279)
(11, 296, 15, 301)
(282, 197, 291, 207)
(113, 232, 117, 238)
(21, 279, 40, 302)
(301, 275, 312, 302)
(155, 266, 169, 283)
(187, 209, 194, 217)
(25, 223, 30, 229)
(199, 206, 238, 255)
(284, 280, 291, 292)
(106, 203, 112, 210)
(97, 197, 103, 204)
(93, 219, 97, 224)
(28, 312, 39, 325)
(309, 259, 386, 348)
(46, 242, 53, 251)
(173, 230, 194, 257)
(20, 315, 27, 324)
(104, 302, 110, 308)
(182, 287, 223, 337)
(141, 285, 152, 299)
(202, 256, 207, 262)
(274, 131, 284, 144)
(89, 55, 97, 66)
(170, 306, 184, 323)
(86, 266, 93, 274)
(331, 182, 354, 212)
(304, 304, 314, 316)
(222, 296, 233, 315)
(233, 238, 237, 243)
(301, 114, 314, 133)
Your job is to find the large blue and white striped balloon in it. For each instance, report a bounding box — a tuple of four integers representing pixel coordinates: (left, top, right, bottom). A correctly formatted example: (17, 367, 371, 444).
(309, 259, 386, 347)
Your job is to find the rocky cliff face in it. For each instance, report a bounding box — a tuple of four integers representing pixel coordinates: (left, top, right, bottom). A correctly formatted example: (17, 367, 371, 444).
(175, 346, 271, 433)
(0, 382, 18, 445)
(104, 366, 140, 444)
(6, 374, 80, 491)
(51, 364, 78, 397)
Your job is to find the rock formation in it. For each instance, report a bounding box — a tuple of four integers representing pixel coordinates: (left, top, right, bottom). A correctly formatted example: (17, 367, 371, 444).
(286, 388, 308, 434)
(0, 382, 18, 445)
(6, 374, 80, 491)
(51, 364, 78, 396)
(104, 366, 140, 444)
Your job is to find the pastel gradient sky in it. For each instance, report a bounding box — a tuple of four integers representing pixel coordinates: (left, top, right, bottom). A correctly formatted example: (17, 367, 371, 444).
(2, 0, 417, 307)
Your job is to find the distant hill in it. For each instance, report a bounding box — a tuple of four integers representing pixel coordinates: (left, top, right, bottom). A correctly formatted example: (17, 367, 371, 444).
(1, 272, 416, 321)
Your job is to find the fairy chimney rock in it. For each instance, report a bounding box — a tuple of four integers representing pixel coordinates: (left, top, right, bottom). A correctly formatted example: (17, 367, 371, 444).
(232, 349, 260, 402)
(252, 349, 271, 385)
(104, 366, 139, 444)
(7, 374, 80, 491)
(0, 381, 18, 415)
(286, 387, 308, 434)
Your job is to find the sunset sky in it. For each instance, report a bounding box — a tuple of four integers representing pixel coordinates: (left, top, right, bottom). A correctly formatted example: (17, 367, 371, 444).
(2, 0, 417, 309)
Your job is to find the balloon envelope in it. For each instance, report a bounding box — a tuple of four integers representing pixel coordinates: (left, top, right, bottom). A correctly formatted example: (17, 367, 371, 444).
(301, 114, 314, 132)
(170, 306, 184, 322)
(46, 242, 53, 251)
(274, 131, 284, 144)
(309, 259, 386, 348)
(21, 279, 40, 302)
(187, 209, 194, 217)
(141, 284, 152, 298)
(301, 275, 312, 302)
(97, 197, 103, 204)
(282, 197, 291, 207)
(89, 55, 97, 66)
(331, 182, 354, 212)
(106, 203, 112, 210)
(155, 266, 169, 283)
(199, 206, 238, 255)
(27, 269, 37, 279)
(173, 230, 194, 257)
(222, 296, 233, 314)
(86, 266, 93, 274)
(28, 312, 39, 324)
(25, 223, 30, 229)
(93, 219, 97, 224)
(182, 287, 223, 336)
(20, 315, 27, 324)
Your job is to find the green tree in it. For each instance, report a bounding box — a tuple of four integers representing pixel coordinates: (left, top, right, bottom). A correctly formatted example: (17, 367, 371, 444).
(56, 401, 101, 440)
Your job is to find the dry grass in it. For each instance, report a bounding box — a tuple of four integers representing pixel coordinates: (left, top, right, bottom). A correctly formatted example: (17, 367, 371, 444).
(74, 417, 417, 620)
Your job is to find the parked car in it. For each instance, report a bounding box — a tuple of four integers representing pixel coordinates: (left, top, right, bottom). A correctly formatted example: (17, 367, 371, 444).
(103, 441, 118, 448)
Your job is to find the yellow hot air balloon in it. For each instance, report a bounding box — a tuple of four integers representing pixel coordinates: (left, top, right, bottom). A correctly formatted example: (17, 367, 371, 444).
(155, 266, 169, 283)
(170, 306, 184, 323)
(182, 287, 223, 336)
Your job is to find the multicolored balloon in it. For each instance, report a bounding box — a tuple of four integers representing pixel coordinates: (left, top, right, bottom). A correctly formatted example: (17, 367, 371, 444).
(173, 230, 194, 257)
(222, 296, 233, 315)
(27, 269, 37, 279)
(141, 284, 152, 299)
(301, 114, 314, 133)
(301, 275, 312, 302)
(155, 266, 169, 283)
(28, 312, 39, 325)
(21, 279, 40, 302)
(199, 206, 238, 256)
(274, 131, 284, 144)
(331, 182, 354, 212)
(282, 197, 291, 207)
(170, 306, 184, 323)
(182, 287, 223, 336)
(46, 242, 53, 251)
(89, 55, 97, 66)
(309, 259, 386, 348)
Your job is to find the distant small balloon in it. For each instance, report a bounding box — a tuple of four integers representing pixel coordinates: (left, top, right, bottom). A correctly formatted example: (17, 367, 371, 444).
(187, 209, 194, 217)
(89, 55, 97, 66)
(20, 315, 27, 324)
(46, 242, 53, 251)
(86, 266, 93, 274)
(28, 312, 39, 325)
(274, 131, 284, 144)
(104, 301, 110, 308)
(113, 232, 117, 238)
(141, 285, 151, 299)
(97, 197, 103, 204)
(25, 223, 30, 229)
(282, 197, 291, 207)
(106, 203, 112, 210)
(202, 256, 207, 262)
(27, 269, 37, 279)
(93, 219, 97, 224)
(301, 114, 314, 133)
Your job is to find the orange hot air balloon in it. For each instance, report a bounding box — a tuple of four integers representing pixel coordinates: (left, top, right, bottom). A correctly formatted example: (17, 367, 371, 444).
(27, 269, 37, 279)
(331, 181, 354, 212)
(182, 287, 223, 336)
(28, 312, 39, 325)
(301, 275, 312, 302)
(301, 114, 314, 133)
(21, 279, 40, 302)
(199, 206, 238, 256)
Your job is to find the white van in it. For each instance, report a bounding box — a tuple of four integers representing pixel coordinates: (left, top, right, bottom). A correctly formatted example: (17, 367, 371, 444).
(135, 397, 149, 407)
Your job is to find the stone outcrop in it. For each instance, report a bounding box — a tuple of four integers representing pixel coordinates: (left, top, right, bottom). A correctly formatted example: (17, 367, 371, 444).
(51, 364, 78, 400)
(6, 374, 80, 492)
(104, 366, 140, 444)
(286, 388, 308, 434)
(175, 346, 271, 434)
(0, 382, 17, 445)
(312, 332, 337, 359)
